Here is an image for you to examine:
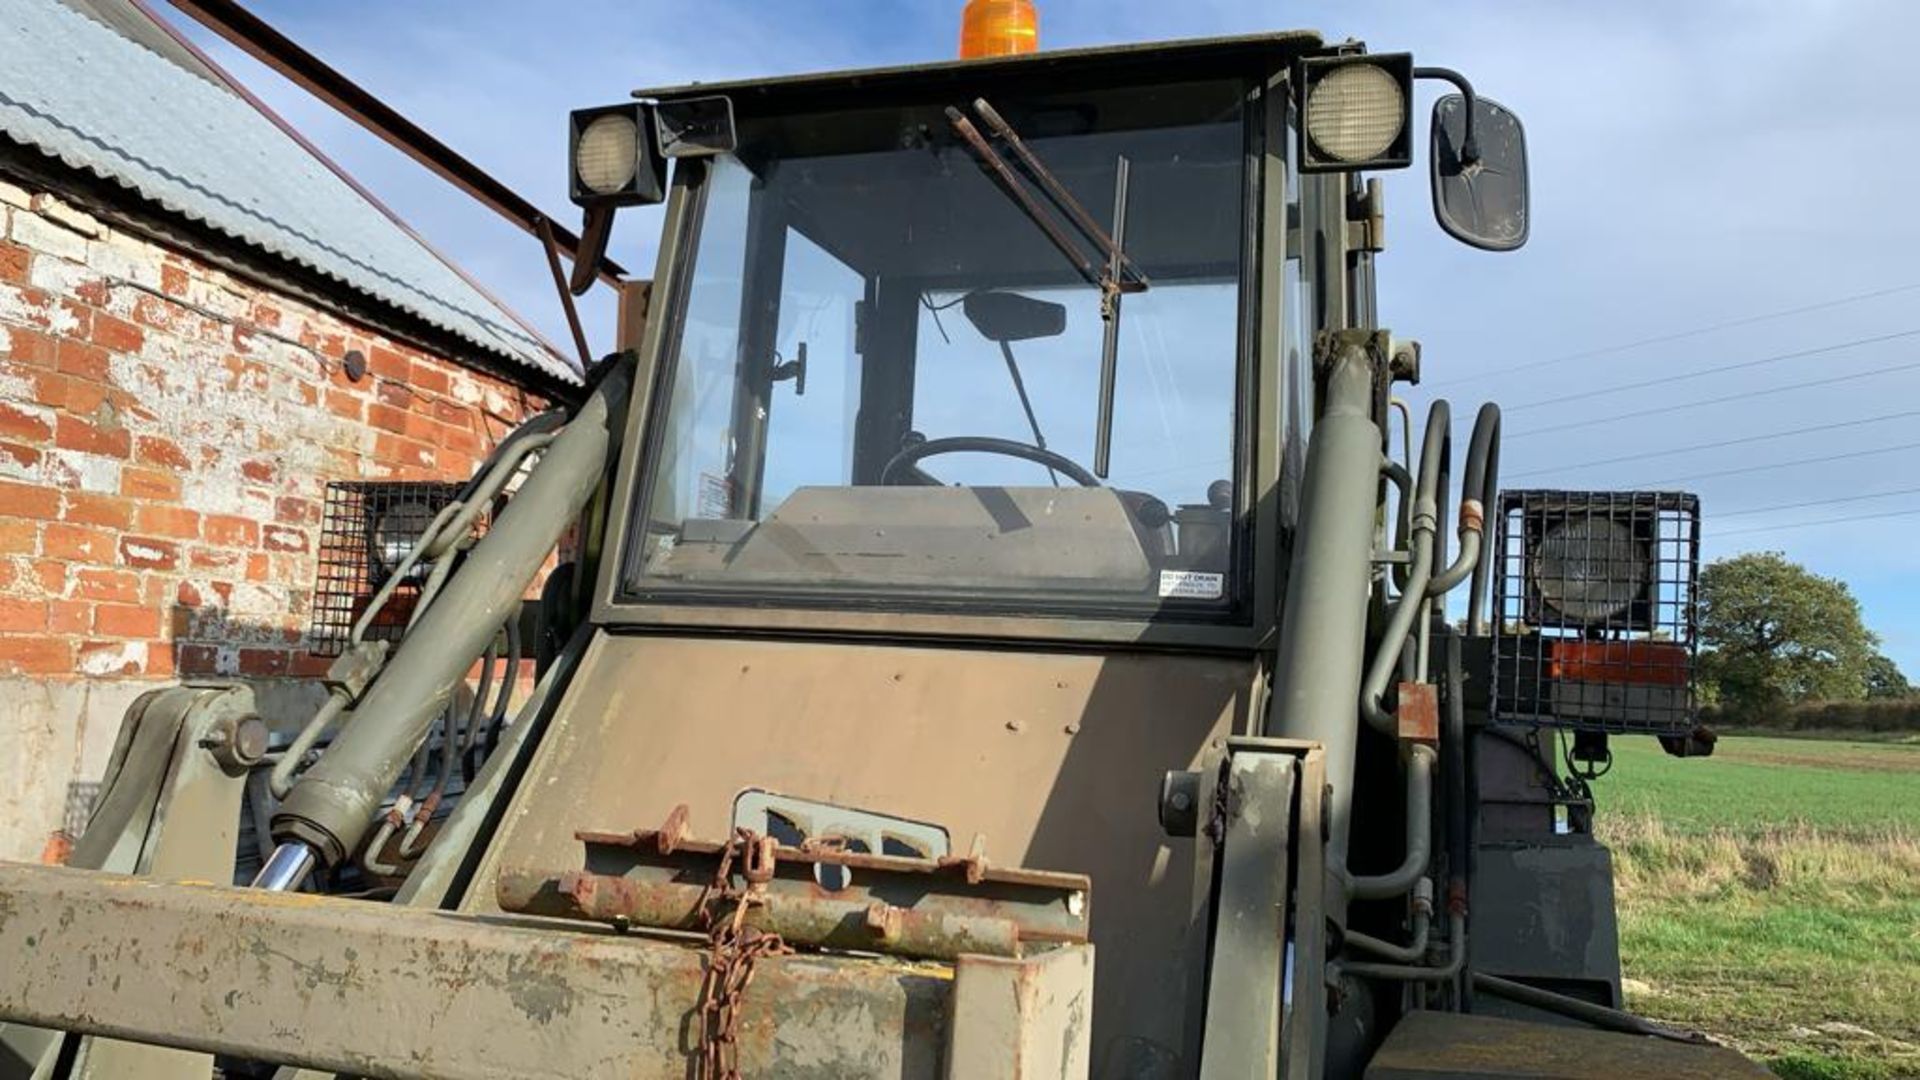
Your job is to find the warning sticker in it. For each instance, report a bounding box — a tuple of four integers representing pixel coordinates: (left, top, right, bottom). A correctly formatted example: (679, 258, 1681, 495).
(1158, 570, 1225, 600)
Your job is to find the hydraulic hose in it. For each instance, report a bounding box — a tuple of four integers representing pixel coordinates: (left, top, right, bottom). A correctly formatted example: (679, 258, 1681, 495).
(1472, 973, 1711, 1045)
(266, 362, 632, 876)
(1340, 913, 1466, 982)
(1350, 744, 1436, 899)
(1463, 404, 1501, 635)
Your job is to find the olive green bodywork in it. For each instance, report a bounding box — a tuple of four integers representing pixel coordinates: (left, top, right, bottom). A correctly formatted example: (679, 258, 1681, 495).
(0, 29, 1750, 1080)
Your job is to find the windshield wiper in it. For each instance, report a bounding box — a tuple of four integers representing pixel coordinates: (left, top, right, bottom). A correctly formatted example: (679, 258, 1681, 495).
(945, 98, 1147, 478)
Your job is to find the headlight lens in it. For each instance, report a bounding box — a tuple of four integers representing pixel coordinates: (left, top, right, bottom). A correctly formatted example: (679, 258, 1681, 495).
(1306, 63, 1407, 163)
(1535, 518, 1647, 623)
(372, 500, 440, 576)
(575, 114, 641, 195)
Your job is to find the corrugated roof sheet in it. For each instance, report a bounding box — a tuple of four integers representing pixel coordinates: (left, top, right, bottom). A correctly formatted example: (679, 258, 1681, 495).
(0, 0, 577, 384)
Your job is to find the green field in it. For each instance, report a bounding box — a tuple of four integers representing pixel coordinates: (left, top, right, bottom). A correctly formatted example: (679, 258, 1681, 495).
(1595, 735, 1920, 1078)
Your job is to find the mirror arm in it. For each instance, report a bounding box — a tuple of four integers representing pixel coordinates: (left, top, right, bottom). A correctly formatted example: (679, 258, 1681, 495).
(1413, 66, 1479, 165)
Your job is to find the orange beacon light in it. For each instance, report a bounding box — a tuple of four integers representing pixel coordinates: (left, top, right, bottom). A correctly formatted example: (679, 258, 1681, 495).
(960, 0, 1039, 59)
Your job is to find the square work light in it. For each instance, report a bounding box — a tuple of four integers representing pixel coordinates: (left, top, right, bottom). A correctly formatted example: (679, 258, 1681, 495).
(569, 104, 667, 208)
(1491, 490, 1701, 735)
(1297, 52, 1415, 173)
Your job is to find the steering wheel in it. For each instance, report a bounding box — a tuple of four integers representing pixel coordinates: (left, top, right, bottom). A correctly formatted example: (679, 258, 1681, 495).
(880, 436, 1102, 488)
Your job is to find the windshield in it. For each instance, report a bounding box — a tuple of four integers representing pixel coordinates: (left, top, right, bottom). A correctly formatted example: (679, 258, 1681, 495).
(628, 80, 1251, 613)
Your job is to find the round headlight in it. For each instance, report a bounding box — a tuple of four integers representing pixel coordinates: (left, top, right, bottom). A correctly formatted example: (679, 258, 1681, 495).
(575, 114, 641, 195)
(372, 500, 440, 577)
(1535, 518, 1647, 623)
(1305, 63, 1406, 163)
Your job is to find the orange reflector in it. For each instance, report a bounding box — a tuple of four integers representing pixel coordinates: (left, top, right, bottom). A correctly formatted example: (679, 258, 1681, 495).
(1548, 640, 1690, 687)
(960, 0, 1039, 59)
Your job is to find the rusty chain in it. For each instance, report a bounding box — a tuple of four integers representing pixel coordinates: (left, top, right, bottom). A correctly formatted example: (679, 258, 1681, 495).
(695, 827, 789, 1080)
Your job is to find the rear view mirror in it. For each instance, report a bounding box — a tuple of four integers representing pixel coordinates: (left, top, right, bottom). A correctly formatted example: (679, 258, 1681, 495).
(963, 291, 1067, 343)
(1430, 94, 1529, 251)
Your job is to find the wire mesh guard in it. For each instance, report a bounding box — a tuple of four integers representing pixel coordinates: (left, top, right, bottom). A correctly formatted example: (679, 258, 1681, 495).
(309, 481, 485, 656)
(1491, 490, 1701, 734)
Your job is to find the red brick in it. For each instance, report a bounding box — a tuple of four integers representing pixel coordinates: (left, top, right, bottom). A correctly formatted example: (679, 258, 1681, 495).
(189, 547, 243, 573)
(0, 479, 61, 519)
(176, 642, 218, 676)
(410, 362, 450, 398)
(33, 371, 107, 415)
(274, 496, 319, 527)
(0, 637, 73, 675)
(93, 602, 160, 638)
(432, 399, 472, 428)
(202, 514, 257, 548)
(5, 328, 58, 367)
(368, 345, 409, 380)
(238, 647, 289, 676)
(246, 552, 270, 581)
(324, 389, 362, 422)
(120, 466, 182, 502)
(369, 403, 409, 435)
(77, 639, 145, 675)
(74, 567, 140, 602)
(0, 518, 36, 555)
(134, 503, 198, 539)
(376, 380, 413, 409)
(146, 642, 174, 677)
(47, 600, 89, 635)
(239, 458, 277, 484)
(0, 242, 29, 285)
(42, 522, 112, 561)
(116, 535, 178, 570)
(0, 441, 41, 475)
(262, 524, 307, 552)
(55, 339, 112, 383)
(133, 436, 191, 470)
(91, 314, 143, 354)
(62, 491, 131, 529)
(0, 598, 45, 632)
(30, 558, 66, 594)
(54, 415, 129, 459)
(0, 401, 53, 443)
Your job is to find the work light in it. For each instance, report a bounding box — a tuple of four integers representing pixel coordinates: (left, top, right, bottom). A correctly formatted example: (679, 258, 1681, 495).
(568, 104, 665, 208)
(1491, 491, 1701, 735)
(1298, 53, 1414, 173)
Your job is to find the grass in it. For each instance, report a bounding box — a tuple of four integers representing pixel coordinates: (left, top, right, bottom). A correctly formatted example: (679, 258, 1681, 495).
(1595, 735, 1920, 1077)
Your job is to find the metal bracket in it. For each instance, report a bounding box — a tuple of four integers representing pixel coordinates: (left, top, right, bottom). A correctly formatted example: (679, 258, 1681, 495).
(1189, 737, 1328, 1080)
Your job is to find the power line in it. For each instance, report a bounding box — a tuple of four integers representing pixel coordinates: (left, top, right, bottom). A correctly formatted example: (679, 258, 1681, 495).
(1716, 485, 1920, 519)
(1506, 356, 1920, 441)
(1716, 505, 1920, 538)
(1634, 439, 1920, 488)
(1502, 329, 1920, 414)
(1505, 409, 1920, 480)
(1431, 280, 1920, 388)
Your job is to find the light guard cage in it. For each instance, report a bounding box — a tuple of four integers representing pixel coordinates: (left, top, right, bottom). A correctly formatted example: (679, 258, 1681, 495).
(1491, 490, 1701, 735)
(310, 481, 487, 656)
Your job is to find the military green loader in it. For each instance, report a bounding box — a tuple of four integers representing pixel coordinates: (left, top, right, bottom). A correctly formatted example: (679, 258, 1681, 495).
(0, 22, 1766, 1080)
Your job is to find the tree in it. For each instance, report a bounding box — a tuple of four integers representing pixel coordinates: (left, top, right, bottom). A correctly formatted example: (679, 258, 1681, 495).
(1696, 551, 1877, 715)
(1865, 653, 1914, 699)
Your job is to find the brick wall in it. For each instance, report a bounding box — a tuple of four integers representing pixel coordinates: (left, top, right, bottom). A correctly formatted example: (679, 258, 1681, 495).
(0, 175, 552, 860)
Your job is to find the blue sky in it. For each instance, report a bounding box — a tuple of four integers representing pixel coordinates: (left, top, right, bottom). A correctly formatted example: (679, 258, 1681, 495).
(168, 1, 1920, 676)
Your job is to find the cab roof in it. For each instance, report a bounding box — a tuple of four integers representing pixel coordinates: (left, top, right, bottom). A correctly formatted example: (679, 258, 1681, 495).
(632, 31, 1326, 113)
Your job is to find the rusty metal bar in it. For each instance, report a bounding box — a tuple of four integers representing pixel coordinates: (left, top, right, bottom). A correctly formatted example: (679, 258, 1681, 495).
(495, 826, 1091, 962)
(157, 0, 625, 285)
(535, 215, 593, 369)
(0, 865, 953, 1079)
